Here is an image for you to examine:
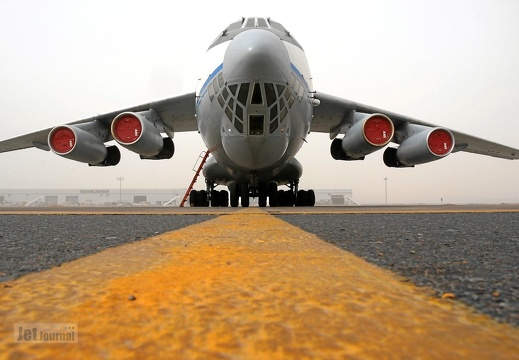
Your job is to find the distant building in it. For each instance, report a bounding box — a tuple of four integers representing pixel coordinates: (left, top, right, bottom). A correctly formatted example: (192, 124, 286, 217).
(0, 189, 186, 207)
(0, 188, 358, 206)
(312, 189, 359, 206)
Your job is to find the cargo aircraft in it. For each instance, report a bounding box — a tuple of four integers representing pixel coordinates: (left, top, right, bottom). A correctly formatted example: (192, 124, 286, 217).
(1, 17, 518, 207)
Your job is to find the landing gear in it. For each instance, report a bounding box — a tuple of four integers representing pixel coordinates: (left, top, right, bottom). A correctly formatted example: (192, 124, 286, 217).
(258, 181, 314, 207)
(228, 182, 250, 208)
(189, 189, 209, 207)
(190, 180, 314, 207)
(279, 180, 315, 207)
(256, 182, 278, 207)
(295, 189, 315, 206)
(189, 181, 228, 207)
(210, 189, 229, 207)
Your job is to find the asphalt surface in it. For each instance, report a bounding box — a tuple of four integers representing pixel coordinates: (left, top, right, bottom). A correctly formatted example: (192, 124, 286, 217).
(278, 212, 519, 327)
(0, 214, 214, 282)
(1, 210, 518, 328)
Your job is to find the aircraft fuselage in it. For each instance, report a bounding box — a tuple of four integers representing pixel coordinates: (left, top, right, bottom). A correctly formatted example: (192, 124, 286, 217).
(196, 23, 314, 186)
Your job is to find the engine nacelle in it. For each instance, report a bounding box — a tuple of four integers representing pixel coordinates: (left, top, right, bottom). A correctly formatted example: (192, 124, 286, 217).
(48, 125, 120, 166)
(384, 127, 455, 167)
(331, 113, 394, 160)
(111, 110, 171, 158)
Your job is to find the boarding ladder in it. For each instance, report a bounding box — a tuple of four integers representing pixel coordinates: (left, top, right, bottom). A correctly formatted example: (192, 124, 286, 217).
(179, 150, 211, 207)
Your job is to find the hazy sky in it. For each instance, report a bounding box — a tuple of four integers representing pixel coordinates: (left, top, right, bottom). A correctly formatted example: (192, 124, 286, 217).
(1, 0, 518, 204)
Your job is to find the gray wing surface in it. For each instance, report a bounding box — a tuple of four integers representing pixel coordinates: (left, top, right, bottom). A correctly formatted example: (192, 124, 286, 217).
(311, 92, 519, 160)
(0, 92, 197, 153)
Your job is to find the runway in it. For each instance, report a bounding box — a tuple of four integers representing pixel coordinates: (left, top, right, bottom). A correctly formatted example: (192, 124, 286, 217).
(1, 205, 518, 358)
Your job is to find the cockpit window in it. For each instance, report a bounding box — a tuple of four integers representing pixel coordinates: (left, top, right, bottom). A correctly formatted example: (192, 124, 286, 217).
(265, 83, 276, 107)
(237, 83, 249, 105)
(208, 17, 303, 51)
(210, 80, 296, 135)
(251, 83, 263, 105)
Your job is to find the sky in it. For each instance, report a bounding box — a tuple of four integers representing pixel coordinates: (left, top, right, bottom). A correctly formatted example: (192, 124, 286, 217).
(0, 0, 518, 205)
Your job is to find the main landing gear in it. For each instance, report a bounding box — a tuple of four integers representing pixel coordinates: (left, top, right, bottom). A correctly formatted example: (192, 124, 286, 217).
(275, 180, 315, 207)
(189, 180, 315, 207)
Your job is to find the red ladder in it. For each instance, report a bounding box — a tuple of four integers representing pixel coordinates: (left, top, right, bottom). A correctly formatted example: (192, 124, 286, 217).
(180, 150, 211, 207)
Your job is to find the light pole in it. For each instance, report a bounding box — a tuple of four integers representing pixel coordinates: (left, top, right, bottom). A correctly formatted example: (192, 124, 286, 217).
(384, 177, 388, 205)
(117, 176, 124, 203)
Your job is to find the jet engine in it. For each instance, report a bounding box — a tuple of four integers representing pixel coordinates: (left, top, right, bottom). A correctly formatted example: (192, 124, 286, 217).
(384, 126, 454, 167)
(331, 113, 394, 160)
(48, 125, 120, 166)
(111, 110, 174, 160)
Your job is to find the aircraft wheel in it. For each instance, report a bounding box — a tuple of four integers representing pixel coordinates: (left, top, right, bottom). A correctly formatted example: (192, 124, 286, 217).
(189, 190, 198, 207)
(210, 190, 220, 207)
(296, 190, 307, 206)
(229, 183, 239, 207)
(284, 190, 295, 206)
(198, 190, 209, 207)
(307, 189, 316, 206)
(241, 184, 249, 207)
(258, 183, 267, 207)
(268, 183, 278, 207)
(278, 190, 285, 206)
(220, 190, 229, 207)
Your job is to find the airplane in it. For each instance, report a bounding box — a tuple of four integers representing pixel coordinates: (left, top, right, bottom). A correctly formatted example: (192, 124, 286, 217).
(1, 17, 518, 207)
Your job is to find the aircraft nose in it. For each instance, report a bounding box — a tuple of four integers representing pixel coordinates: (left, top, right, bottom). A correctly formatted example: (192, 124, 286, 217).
(223, 135, 289, 171)
(224, 29, 291, 81)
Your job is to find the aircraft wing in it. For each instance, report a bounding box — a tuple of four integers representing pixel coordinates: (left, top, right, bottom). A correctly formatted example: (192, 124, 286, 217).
(0, 92, 197, 153)
(311, 92, 519, 160)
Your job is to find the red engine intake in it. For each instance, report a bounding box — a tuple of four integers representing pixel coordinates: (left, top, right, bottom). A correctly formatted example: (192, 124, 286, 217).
(112, 114, 143, 144)
(111, 112, 164, 157)
(384, 126, 455, 167)
(111, 111, 174, 160)
(48, 125, 119, 166)
(331, 113, 394, 160)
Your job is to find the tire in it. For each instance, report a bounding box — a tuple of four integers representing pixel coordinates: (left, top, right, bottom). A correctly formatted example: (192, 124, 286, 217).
(286, 191, 295, 206)
(230, 183, 239, 207)
(220, 190, 229, 207)
(268, 183, 278, 207)
(296, 190, 307, 206)
(278, 190, 285, 206)
(210, 190, 220, 207)
(198, 190, 209, 207)
(189, 190, 198, 207)
(306, 189, 316, 206)
(240, 184, 249, 207)
(258, 183, 267, 207)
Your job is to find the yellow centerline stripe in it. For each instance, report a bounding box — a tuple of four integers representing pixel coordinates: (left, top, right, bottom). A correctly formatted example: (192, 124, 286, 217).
(1, 208, 517, 359)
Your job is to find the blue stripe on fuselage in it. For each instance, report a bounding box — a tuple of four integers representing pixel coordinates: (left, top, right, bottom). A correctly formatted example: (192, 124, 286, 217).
(290, 63, 310, 92)
(199, 63, 223, 98)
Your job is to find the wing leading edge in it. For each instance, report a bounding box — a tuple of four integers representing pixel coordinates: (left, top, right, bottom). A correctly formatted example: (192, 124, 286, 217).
(0, 92, 197, 153)
(311, 92, 519, 160)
